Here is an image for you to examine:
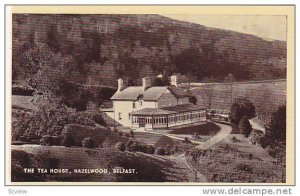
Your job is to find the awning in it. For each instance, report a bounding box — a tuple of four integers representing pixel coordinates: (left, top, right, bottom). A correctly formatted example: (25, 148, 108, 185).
(130, 104, 205, 116)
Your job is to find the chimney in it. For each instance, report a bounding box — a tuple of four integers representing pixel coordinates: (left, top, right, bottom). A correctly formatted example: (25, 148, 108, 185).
(117, 78, 124, 91)
(142, 77, 151, 91)
(171, 74, 178, 87)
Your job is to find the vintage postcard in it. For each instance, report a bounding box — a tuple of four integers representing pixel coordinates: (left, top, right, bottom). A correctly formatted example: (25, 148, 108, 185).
(5, 5, 295, 185)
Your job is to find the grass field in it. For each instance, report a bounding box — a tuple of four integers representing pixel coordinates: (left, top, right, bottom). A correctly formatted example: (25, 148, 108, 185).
(11, 145, 191, 182)
(169, 122, 220, 135)
(191, 80, 286, 111)
(12, 95, 37, 111)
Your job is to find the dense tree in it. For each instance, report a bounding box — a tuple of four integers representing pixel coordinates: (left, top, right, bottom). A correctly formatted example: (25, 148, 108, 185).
(189, 95, 197, 105)
(264, 104, 286, 145)
(13, 14, 286, 87)
(230, 97, 256, 125)
(62, 134, 75, 147)
(239, 116, 252, 137)
(82, 137, 94, 148)
(153, 76, 170, 86)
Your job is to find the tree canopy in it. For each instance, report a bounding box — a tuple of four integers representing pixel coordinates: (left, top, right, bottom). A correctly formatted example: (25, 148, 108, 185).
(230, 97, 256, 125)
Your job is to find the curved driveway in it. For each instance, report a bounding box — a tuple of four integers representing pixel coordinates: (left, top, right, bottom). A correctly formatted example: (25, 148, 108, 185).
(195, 121, 232, 149)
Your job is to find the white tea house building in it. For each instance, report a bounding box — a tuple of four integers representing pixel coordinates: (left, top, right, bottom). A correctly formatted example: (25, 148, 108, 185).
(104, 74, 207, 130)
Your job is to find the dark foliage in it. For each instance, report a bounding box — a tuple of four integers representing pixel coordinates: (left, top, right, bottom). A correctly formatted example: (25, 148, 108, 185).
(230, 97, 256, 125)
(39, 135, 54, 146)
(92, 114, 107, 127)
(12, 86, 35, 96)
(13, 14, 286, 87)
(11, 150, 45, 182)
(236, 164, 253, 174)
(12, 103, 97, 142)
(146, 145, 155, 154)
(115, 142, 126, 152)
(264, 104, 286, 145)
(238, 116, 252, 137)
(189, 95, 197, 105)
(152, 76, 170, 86)
(82, 137, 94, 148)
(155, 147, 165, 155)
(61, 134, 75, 147)
(130, 130, 134, 138)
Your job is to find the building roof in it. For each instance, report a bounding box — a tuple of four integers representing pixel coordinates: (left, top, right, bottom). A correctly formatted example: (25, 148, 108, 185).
(161, 104, 206, 113)
(111, 86, 144, 100)
(130, 108, 176, 116)
(130, 104, 205, 116)
(168, 86, 189, 98)
(143, 86, 168, 101)
(111, 86, 189, 101)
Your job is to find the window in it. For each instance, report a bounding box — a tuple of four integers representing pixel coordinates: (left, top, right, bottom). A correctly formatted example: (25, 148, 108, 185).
(118, 112, 122, 120)
(129, 114, 131, 120)
(140, 100, 143, 106)
(133, 102, 136, 108)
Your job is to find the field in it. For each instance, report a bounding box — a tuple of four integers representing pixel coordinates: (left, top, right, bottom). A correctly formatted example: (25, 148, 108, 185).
(12, 95, 37, 111)
(169, 122, 220, 135)
(191, 80, 286, 111)
(11, 145, 191, 182)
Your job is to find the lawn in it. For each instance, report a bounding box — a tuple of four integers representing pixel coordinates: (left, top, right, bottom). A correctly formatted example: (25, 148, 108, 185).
(11, 145, 190, 182)
(191, 80, 286, 111)
(12, 95, 37, 111)
(133, 132, 196, 155)
(186, 134, 284, 183)
(169, 122, 220, 135)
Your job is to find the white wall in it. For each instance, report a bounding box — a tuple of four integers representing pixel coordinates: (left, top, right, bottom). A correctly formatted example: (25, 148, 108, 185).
(112, 100, 134, 127)
(109, 100, 157, 127)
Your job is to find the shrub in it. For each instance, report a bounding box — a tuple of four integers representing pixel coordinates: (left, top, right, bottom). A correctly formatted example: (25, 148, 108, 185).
(264, 104, 286, 146)
(239, 116, 252, 137)
(146, 145, 155, 154)
(231, 136, 240, 143)
(82, 137, 94, 148)
(189, 95, 197, 105)
(126, 140, 134, 147)
(184, 137, 191, 144)
(92, 114, 107, 127)
(118, 131, 123, 136)
(113, 128, 118, 133)
(248, 153, 253, 160)
(115, 142, 126, 152)
(61, 134, 74, 147)
(130, 130, 134, 138)
(124, 133, 130, 138)
(249, 130, 264, 145)
(164, 148, 171, 155)
(173, 146, 178, 152)
(155, 147, 165, 155)
(236, 164, 253, 173)
(230, 98, 256, 125)
(126, 141, 140, 152)
(154, 135, 174, 148)
(39, 135, 53, 146)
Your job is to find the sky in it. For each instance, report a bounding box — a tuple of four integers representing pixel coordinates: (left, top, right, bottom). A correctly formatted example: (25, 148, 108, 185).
(162, 14, 287, 41)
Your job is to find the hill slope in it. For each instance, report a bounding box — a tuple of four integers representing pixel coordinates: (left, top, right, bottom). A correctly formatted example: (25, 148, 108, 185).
(11, 145, 190, 182)
(12, 14, 286, 86)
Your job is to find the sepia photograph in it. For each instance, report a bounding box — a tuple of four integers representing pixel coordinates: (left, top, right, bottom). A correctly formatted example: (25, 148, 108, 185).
(5, 5, 295, 185)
